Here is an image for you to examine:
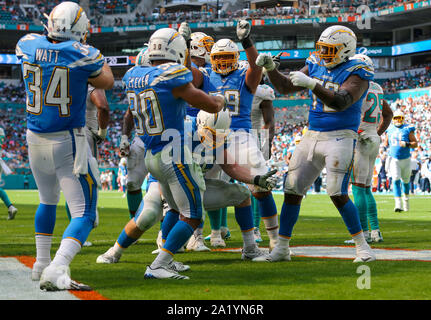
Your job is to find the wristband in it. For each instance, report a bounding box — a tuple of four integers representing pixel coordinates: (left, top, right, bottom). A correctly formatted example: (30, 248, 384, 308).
(241, 36, 254, 50)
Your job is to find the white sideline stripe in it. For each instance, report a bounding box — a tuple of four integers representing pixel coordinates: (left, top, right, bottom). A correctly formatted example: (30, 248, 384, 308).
(216, 246, 431, 261)
(0, 258, 79, 300)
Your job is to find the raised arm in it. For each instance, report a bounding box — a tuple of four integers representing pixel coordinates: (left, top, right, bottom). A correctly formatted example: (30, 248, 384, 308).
(236, 20, 262, 94)
(260, 99, 275, 148)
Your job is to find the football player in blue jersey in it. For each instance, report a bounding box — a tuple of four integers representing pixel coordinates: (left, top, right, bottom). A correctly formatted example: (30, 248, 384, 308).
(181, 20, 281, 251)
(96, 109, 274, 266)
(122, 27, 225, 279)
(385, 110, 418, 212)
(16, 1, 114, 290)
(253, 25, 376, 263)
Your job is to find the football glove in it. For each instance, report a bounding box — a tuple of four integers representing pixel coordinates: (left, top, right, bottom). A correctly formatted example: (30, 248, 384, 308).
(119, 135, 130, 157)
(253, 169, 278, 190)
(178, 22, 191, 42)
(89, 128, 104, 145)
(256, 53, 276, 72)
(236, 19, 251, 41)
(272, 52, 282, 69)
(289, 71, 317, 90)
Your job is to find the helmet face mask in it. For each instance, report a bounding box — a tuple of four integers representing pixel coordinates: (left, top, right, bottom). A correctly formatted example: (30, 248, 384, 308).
(210, 39, 239, 75)
(190, 32, 214, 64)
(393, 110, 405, 127)
(314, 25, 357, 69)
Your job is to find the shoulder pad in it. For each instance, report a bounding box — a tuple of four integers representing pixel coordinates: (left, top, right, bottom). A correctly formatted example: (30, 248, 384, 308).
(344, 60, 374, 78)
(306, 53, 319, 65)
(256, 84, 275, 101)
(199, 66, 210, 77)
(15, 33, 43, 60)
(67, 42, 104, 69)
(150, 63, 191, 87)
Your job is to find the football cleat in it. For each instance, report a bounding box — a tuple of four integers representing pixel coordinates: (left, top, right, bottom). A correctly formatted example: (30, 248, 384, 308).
(144, 265, 189, 280)
(167, 260, 190, 272)
(221, 227, 231, 240)
(96, 247, 121, 264)
(83, 241, 92, 247)
(370, 230, 384, 243)
(187, 234, 211, 252)
(252, 247, 291, 262)
(7, 205, 18, 220)
(31, 261, 50, 281)
(353, 244, 376, 263)
(210, 236, 226, 248)
(241, 246, 268, 261)
(394, 207, 403, 213)
(253, 229, 263, 243)
(39, 264, 92, 291)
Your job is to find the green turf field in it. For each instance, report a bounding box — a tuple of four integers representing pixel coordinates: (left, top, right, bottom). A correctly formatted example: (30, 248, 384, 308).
(1, 190, 431, 300)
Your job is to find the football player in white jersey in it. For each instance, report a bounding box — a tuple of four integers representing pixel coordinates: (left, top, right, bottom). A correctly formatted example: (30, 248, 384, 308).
(180, 21, 281, 251)
(0, 127, 18, 220)
(250, 72, 276, 242)
(254, 25, 376, 263)
(96, 109, 274, 265)
(16, 1, 114, 290)
(347, 54, 393, 243)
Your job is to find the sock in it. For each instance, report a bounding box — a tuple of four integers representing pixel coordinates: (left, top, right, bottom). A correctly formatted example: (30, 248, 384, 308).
(279, 202, 300, 238)
(62, 216, 94, 246)
(117, 229, 138, 249)
(352, 231, 368, 247)
(402, 182, 410, 196)
(35, 204, 57, 236)
(65, 202, 71, 221)
(365, 187, 379, 230)
(251, 196, 261, 229)
(257, 194, 279, 240)
(51, 238, 81, 267)
(393, 179, 402, 197)
(193, 224, 204, 238)
(163, 220, 194, 255)
(127, 190, 143, 219)
(207, 210, 221, 231)
(161, 210, 179, 240)
(277, 236, 290, 249)
(241, 229, 256, 250)
(0, 188, 11, 208)
(234, 205, 254, 231)
(220, 207, 228, 229)
(352, 185, 369, 232)
(151, 250, 173, 269)
(35, 234, 52, 266)
(337, 199, 362, 236)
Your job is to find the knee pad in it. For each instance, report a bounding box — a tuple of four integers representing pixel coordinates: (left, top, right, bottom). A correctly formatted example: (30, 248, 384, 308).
(135, 187, 163, 232)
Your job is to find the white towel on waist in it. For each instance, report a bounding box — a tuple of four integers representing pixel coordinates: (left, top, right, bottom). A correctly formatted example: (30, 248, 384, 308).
(72, 127, 88, 177)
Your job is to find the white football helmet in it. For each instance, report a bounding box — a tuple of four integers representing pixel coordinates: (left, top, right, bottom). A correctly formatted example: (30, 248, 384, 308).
(351, 53, 374, 68)
(135, 48, 150, 66)
(147, 28, 187, 65)
(196, 109, 231, 149)
(315, 25, 357, 69)
(393, 109, 405, 127)
(44, 1, 89, 42)
(190, 32, 214, 64)
(210, 39, 239, 75)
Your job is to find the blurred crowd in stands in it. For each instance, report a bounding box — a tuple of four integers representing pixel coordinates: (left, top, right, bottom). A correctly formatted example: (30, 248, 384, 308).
(0, 0, 414, 27)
